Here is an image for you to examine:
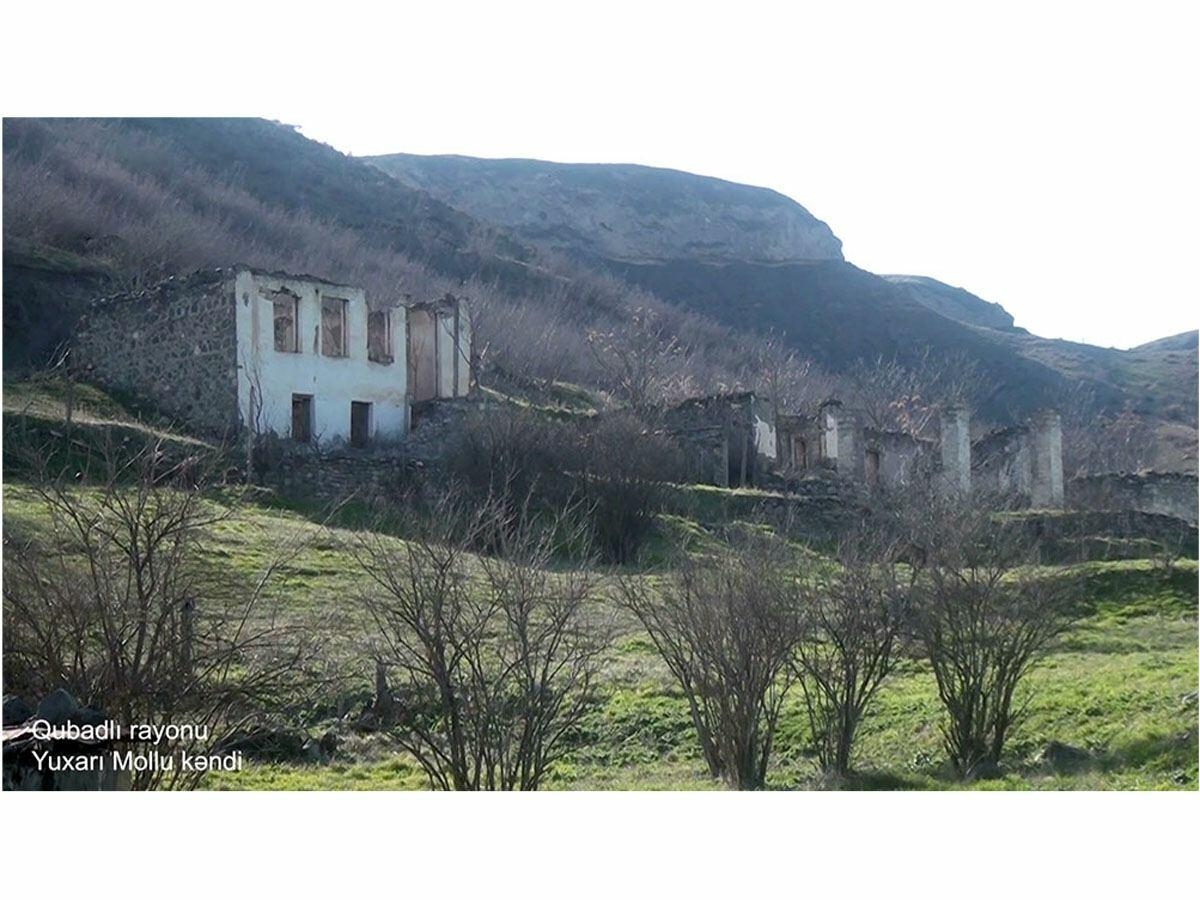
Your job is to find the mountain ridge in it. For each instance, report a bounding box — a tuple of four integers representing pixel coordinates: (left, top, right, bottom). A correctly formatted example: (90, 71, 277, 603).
(370, 153, 844, 264)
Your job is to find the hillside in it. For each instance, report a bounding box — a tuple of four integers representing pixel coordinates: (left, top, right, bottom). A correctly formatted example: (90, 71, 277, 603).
(370, 154, 844, 264)
(1135, 331, 1198, 353)
(368, 151, 1197, 461)
(881, 274, 1017, 331)
(2, 119, 1194, 469)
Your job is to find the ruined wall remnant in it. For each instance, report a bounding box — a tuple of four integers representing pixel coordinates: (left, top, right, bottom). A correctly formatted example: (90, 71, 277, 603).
(235, 270, 410, 445)
(775, 413, 821, 474)
(939, 405, 971, 496)
(662, 392, 775, 488)
(972, 426, 1032, 496)
(1067, 471, 1198, 525)
(971, 410, 1065, 509)
(407, 295, 472, 404)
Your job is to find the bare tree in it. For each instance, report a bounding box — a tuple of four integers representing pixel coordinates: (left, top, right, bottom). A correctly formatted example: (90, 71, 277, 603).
(792, 527, 912, 778)
(587, 307, 682, 411)
(2, 436, 328, 789)
(899, 492, 1078, 779)
(351, 492, 608, 790)
(618, 531, 803, 789)
(1060, 384, 1155, 476)
(845, 348, 982, 438)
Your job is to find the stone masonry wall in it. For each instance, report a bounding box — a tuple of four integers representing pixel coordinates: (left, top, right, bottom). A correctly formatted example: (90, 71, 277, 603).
(1067, 472, 1198, 525)
(261, 446, 412, 507)
(72, 270, 240, 437)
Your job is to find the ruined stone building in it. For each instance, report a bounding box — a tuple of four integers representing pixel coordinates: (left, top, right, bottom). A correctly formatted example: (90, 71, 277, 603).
(72, 268, 471, 448)
(774, 399, 1065, 508)
(662, 392, 777, 487)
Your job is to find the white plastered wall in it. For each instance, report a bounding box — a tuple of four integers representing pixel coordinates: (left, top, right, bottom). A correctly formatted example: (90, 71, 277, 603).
(234, 270, 409, 444)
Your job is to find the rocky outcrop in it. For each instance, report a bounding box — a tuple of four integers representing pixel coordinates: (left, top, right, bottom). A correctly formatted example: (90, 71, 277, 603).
(370, 155, 844, 264)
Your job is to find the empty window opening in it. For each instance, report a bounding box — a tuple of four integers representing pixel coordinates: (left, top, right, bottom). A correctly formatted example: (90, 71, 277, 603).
(291, 394, 313, 444)
(791, 436, 808, 470)
(866, 449, 881, 488)
(271, 292, 299, 353)
(350, 401, 372, 448)
(367, 309, 393, 364)
(321, 297, 348, 357)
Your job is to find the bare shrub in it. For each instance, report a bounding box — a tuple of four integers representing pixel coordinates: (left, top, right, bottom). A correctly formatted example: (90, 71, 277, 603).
(440, 408, 681, 563)
(351, 493, 608, 790)
(619, 531, 803, 789)
(1, 438, 327, 789)
(899, 492, 1078, 778)
(792, 528, 912, 777)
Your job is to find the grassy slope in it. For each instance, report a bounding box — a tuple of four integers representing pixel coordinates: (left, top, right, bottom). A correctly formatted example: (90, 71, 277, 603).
(3, 381, 1195, 790)
(8, 476, 1193, 791)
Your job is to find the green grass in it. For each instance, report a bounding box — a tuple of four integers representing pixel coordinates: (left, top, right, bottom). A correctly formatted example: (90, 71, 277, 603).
(4, 438, 1197, 790)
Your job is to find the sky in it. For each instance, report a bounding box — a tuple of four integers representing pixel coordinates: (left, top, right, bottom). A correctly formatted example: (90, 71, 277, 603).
(7, 1, 1198, 349)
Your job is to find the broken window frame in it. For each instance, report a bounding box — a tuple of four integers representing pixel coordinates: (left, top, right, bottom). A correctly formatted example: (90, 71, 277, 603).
(270, 291, 300, 353)
(321, 296, 348, 358)
(367, 308, 393, 364)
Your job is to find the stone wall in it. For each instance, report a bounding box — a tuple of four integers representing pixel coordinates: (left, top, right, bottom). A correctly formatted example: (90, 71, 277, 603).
(72, 270, 240, 437)
(1003, 509, 1198, 563)
(1067, 472, 1198, 525)
(261, 445, 412, 507)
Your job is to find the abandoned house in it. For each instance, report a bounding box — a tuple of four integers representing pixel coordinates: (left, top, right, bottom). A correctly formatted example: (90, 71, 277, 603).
(662, 392, 777, 488)
(72, 268, 472, 448)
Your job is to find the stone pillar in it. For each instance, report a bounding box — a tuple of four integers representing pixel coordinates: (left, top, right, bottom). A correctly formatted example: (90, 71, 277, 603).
(939, 405, 971, 495)
(1030, 410, 1064, 508)
(836, 411, 864, 482)
(819, 400, 841, 467)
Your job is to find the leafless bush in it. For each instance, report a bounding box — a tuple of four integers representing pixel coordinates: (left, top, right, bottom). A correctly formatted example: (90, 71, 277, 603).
(1, 438, 328, 789)
(792, 528, 912, 777)
(351, 493, 608, 790)
(619, 531, 804, 789)
(897, 491, 1077, 778)
(570, 413, 686, 564)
